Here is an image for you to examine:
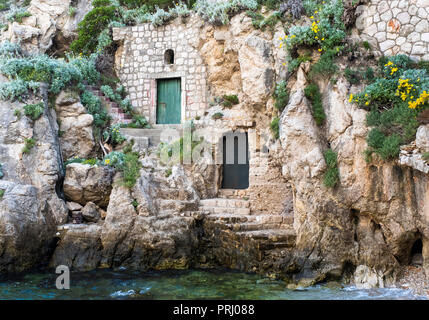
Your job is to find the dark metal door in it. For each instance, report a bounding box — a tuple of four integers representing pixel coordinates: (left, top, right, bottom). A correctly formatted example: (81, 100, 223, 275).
(222, 132, 249, 189)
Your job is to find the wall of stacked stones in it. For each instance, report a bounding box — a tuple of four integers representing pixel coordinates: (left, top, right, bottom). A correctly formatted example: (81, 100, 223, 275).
(356, 0, 429, 60)
(112, 19, 207, 124)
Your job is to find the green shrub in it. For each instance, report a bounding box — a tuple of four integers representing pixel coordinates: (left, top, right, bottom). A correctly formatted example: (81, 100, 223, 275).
(222, 94, 239, 107)
(0, 0, 9, 11)
(344, 67, 361, 85)
(309, 48, 340, 79)
(362, 41, 371, 50)
(323, 149, 339, 188)
(270, 117, 279, 139)
(212, 112, 223, 120)
(22, 138, 36, 154)
(0, 189, 4, 200)
(288, 54, 312, 73)
(14, 109, 21, 119)
(24, 102, 44, 121)
(80, 90, 109, 129)
(304, 83, 326, 125)
(423, 152, 429, 162)
(122, 152, 141, 188)
(273, 80, 290, 111)
(70, 6, 117, 55)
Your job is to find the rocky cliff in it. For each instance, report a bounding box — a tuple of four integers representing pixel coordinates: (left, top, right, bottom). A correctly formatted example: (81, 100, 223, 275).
(0, 0, 428, 291)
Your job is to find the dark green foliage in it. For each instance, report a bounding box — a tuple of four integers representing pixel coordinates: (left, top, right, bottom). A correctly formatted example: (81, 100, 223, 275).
(362, 41, 371, 50)
(24, 102, 44, 120)
(0, 189, 4, 200)
(365, 105, 418, 160)
(257, 0, 281, 10)
(165, 168, 172, 177)
(0, 0, 9, 11)
(70, 6, 117, 55)
(344, 67, 360, 85)
(222, 94, 239, 107)
(270, 117, 279, 139)
(309, 48, 340, 79)
(304, 83, 326, 125)
(22, 138, 35, 154)
(80, 91, 109, 129)
(273, 81, 290, 111)
(119, 0, 179, 9)
(132, 199, 139, 208)
(288, 54, 312, 73)
(212, 112, 223, 120)
(323, 149, 339, 188)
(14, 109, 21, 119)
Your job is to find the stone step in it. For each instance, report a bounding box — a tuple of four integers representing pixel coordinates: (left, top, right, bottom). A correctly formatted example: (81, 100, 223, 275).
(200, 198, 250, 208)
(157, 199, 198, 212)
(226, 222, 283, 232)
(236, 229, 296, 245)
(206, 213, 254, 224)
(202, 206, 250, 215)
(120, 126, 183, 147)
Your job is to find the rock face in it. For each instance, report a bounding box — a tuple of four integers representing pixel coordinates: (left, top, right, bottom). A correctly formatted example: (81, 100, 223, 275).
(0, 90, 68, 272)
(55, 90, 95, 161)
(63, 163, 115, 208)
(278, 66, 429, 286)
(1, 0, 92, 54)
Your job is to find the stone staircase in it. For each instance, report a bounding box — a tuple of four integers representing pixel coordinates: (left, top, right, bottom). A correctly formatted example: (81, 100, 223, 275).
(86, 85, 132, 125)
(200, 198, 296, 254)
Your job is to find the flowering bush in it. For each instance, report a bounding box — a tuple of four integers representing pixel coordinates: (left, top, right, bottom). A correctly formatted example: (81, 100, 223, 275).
(103, 124, 127, 145)
(350, 55, 429, 161)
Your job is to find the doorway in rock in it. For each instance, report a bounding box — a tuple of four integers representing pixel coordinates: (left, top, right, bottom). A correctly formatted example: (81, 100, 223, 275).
(410, 238, 423, 266)
(221, 131, 249, 189)
(156, 78, 181, 124)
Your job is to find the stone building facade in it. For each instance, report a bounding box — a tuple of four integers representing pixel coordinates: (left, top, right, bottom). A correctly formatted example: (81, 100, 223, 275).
(356, 0, 429, 60)
(112, 20, 207, 124)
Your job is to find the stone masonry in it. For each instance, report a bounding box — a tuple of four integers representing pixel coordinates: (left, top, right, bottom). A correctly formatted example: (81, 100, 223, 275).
(356, 0, 429, 60)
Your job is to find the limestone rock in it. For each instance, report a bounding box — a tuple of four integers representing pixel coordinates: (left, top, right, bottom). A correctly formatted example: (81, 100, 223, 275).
(63, 163, 115, 207)
(66, 201, 82, 212)
(416, 124, 429, 152)
(82, 202, 101, 222)
(354, 265, 386, 289)
(55, 90, 95, 160)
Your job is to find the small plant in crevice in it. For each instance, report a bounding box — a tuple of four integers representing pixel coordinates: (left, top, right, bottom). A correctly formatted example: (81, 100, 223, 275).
(103, 124, 127, 145)
(24, 102, 44, 121)
(304, 83, 326, 126)
(132, 199, 139, 209)
(270, 117, 280, 139)
(22, 138, 36, 154)
(6, 6, 31, 23)
(273, 80, 290, 112)
(423, 152, 429, 162)
(14, 109, 21, 119)
(165, 168, 172, 177)
(221, 94, 239, 108)
(212, 112, 223, 120)
(0, 189, 5, 200)
(323, 149, 339, 188)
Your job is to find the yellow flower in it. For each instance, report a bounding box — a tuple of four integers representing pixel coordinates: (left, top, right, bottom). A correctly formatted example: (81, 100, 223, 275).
(318, 48, 322, 52)
(310, 16, 314, 19)
(365, 101, 369, 106)
(321, 38, 325, 41)
(105, 159, 110, 165)
(279, 43, 283, 48)
(349, 94, 354, 103)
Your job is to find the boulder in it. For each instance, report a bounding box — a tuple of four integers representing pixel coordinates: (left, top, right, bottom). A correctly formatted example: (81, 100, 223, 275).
(63, 163, 115, 207)
(66, 201, 82, 212)
(82, 202, 101, 222)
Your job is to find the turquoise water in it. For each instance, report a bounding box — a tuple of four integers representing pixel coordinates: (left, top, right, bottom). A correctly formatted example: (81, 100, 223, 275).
(0, 269, 425, 300)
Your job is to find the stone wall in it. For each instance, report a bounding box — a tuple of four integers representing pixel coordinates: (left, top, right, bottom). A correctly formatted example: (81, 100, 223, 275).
(112, 17, 207, 124)
(356, 0, 429, 60)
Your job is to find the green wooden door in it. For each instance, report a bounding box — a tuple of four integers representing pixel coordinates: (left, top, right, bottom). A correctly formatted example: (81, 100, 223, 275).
(156, 78, 181, 124)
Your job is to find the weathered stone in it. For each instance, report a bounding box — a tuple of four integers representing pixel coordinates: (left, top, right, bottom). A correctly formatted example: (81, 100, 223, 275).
(63, 163, 115, 207)
(416, 125, 429, 152)
(66, 201, 83, 212)
(81, 202, 101, 222)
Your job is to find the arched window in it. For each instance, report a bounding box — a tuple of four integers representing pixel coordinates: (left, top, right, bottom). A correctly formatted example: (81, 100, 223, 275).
(164, 49, 174, 64)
